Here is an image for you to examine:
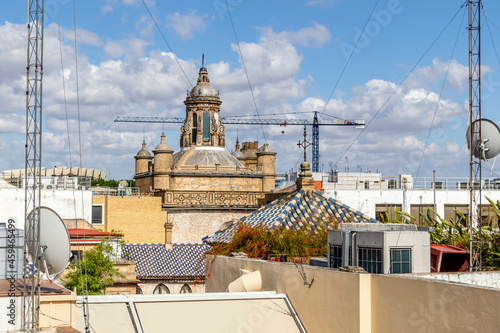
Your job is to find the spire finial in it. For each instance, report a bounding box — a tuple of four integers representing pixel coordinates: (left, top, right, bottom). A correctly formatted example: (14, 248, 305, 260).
(143, 128, 145, 143)
(202, 52, 205, 67)
(297, 125, 313, 162)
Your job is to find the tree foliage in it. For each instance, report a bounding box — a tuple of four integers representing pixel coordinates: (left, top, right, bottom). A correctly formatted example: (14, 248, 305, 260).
(64, 242, 124, 295)
(91, 178, 135, 187)
(208, 224, 328, 259)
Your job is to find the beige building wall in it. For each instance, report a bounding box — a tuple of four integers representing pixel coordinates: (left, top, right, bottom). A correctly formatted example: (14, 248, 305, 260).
(169, 210, 250, 243)
(370, 274, 500, 333)
(39, 293, 77, 330)
(93, 196, 166, 244)
(171, 175, 263, 191)
(206, 255, 364, 333)
(206, 256, 500, 333)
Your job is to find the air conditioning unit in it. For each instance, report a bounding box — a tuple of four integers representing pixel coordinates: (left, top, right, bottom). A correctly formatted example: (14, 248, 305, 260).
(46, 185, 53, 190)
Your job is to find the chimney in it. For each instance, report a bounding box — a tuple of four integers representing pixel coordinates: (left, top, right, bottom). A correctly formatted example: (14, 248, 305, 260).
(164, 213, 173, 249)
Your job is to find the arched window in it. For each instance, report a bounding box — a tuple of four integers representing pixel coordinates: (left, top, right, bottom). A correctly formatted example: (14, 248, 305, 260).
(180, 283, 192, 293)
(192, 112, 197, 144)
(153, 284, 170, 294)
(136, 285, 143, 294)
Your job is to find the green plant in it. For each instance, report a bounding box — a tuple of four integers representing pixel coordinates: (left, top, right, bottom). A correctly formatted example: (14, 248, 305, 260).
(64, 242, 124, 295)
(208, 224, 328, 259)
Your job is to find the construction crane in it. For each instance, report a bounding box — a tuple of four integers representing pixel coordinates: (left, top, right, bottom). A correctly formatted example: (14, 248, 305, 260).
(114, 111, 364, 172)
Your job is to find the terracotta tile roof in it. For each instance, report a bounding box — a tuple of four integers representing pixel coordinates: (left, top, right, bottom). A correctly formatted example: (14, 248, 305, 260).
(203, 189, 377, 243)
(67, 229, 118, 237)
(121, 243, 209, 279)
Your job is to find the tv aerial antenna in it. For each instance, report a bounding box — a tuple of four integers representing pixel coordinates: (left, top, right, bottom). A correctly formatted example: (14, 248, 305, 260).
(23, 0, 44, 329)
(464, 0, 500, 271)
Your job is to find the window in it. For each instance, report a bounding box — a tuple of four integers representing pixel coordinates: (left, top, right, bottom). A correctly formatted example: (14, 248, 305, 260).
(329, 245, 342, 268)
(136, 285, 143, 294)
(180, 284, 192, 293)
(92, 205, 103, 224)
(358, 247, 382, 274)
(390, 248, 412, 274)
(329, 245, 351, 268)
(202, 112, 211, 142)
(153, 284, 170, 294)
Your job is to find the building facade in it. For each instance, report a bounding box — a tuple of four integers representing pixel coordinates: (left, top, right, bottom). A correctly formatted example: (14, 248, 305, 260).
(133, 66, 277, 242)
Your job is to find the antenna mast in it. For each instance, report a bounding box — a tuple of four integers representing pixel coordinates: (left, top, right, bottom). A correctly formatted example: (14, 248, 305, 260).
(24, 0, 44, 329)
(468, 0, 482, 271)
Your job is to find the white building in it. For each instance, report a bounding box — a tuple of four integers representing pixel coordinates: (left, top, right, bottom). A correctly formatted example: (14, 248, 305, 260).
(0, 178, 92, 230)
(281, 171, 500, 224)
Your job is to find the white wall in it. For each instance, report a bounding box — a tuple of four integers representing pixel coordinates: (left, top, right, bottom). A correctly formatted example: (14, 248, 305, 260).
(323, 188, 500, 219)
(0, 188, 92, 230)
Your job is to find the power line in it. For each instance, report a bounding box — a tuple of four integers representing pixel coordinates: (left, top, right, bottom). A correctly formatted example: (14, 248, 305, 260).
(333, 3, 466, 168)
(140, 0, 193, 88)
(224, 0, 267, 143)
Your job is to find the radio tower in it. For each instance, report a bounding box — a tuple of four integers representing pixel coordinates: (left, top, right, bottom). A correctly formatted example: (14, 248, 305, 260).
(23, 0, 44, 329)
(468, 0, 482, 271)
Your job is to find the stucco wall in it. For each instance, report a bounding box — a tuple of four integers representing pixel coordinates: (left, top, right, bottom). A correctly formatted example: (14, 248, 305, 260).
(169, 210, 249, 243)
(206, 255, 364, 333)
(171, 175, 263, 191)
(370, 274, 500, 333)
(0, 188, 92, 229)
(206, 255, 500, 333)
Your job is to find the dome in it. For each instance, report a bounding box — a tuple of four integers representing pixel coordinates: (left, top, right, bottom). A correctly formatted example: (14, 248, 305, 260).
(190, 84, 218, 97)
(232, 150, 244, 159)
(136, 142, 151, 157)
(188, 66, 219, 98)
(154, 135, 172, 152)
(258, 143, 275, 153)
(172, 147, 245, 168)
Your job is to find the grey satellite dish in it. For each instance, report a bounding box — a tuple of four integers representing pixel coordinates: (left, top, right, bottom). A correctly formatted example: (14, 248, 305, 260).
(466, 118, 500, 161)
(26, 207, 71, 278)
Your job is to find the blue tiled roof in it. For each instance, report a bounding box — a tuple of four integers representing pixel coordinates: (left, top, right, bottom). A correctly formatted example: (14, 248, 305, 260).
(121, 243, 209, 278)
(203, 189, 378, 243)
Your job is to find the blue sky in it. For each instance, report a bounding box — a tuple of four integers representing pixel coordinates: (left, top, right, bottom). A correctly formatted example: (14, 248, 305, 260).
(1, 0, 500, 180)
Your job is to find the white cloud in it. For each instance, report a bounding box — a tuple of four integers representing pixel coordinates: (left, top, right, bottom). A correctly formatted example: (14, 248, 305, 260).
(166, 10, 207, 41)
(261, 23, 332, 47)
(0, 19, 475, 180)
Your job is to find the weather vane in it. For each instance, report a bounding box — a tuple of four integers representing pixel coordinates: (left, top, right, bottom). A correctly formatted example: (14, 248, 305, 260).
(297, 125, 313, 162)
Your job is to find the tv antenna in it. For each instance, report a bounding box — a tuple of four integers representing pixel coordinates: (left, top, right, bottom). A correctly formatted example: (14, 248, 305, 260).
(463, 0, 500, 271)
(23, 0, 44, 329)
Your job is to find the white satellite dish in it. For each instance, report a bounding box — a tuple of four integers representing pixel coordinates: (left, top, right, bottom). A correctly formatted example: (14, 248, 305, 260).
(26, 207, 71, 278)
(466, 118, 500, 161)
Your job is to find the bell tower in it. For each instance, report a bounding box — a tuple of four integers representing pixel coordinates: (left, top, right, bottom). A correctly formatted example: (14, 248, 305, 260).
(180, 65, 225, 149)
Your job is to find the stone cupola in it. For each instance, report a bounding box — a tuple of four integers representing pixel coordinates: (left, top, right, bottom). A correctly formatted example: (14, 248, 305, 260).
(180, 66, 225, 149)
(135, 141, 152, 174)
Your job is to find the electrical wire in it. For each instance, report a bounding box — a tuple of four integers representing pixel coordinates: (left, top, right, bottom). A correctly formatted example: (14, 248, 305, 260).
(482, 8, 500, 68)
(140, 0, 193, 88)
(333, 3, 467, 168)
(70, 1, 90, 332)
(224, 0, 267, 143)
(319, 0, 381, 117)
(408, 5, 467, 205)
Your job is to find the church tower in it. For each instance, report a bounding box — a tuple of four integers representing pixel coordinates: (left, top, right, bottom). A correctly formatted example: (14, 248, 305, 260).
(180, 66, 225, 149)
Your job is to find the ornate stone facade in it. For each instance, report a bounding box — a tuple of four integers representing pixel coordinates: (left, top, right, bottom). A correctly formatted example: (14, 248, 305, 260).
(134, 66, 276, 210)
(132, 65, 277, 242)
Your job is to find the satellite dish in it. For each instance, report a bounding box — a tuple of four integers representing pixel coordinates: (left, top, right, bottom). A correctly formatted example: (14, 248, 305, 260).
(26, 207, 71, 278)
(466, 118, 500, 161)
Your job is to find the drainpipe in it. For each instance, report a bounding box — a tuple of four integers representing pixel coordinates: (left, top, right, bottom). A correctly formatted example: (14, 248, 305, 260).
(342, 228, 352, 267)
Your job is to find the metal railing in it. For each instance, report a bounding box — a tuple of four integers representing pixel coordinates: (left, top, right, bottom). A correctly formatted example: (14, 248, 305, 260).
(91, 186, 141, 197)
(322, 176, 500, 191)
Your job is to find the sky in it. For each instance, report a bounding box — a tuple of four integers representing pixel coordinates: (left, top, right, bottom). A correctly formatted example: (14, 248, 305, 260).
(1, 0, 500, 181)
